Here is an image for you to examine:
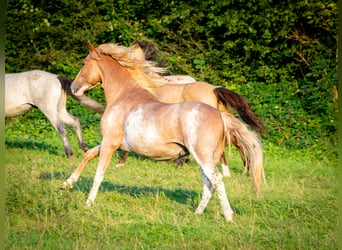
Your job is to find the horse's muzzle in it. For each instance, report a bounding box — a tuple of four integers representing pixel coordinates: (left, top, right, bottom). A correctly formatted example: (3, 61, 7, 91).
(71, 82, 83, 96)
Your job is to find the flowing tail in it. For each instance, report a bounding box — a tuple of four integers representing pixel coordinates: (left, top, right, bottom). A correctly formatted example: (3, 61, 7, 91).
(214, 87, 266, 133)
(221, 112, 265, 194)
(57, 75, 105, 114)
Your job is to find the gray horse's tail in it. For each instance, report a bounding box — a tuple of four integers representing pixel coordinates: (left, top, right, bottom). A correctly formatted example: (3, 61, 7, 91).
(214, 87, 266, 133)
(57, 75, 104, 114)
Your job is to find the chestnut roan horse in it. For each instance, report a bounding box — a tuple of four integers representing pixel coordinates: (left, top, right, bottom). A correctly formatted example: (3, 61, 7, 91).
(116, 44, 266, 177)
(62, 42, 264, 222)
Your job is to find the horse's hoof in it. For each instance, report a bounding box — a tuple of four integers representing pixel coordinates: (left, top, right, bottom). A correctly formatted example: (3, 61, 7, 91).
(80, 143, 88, 152)
(223, 212, 234, 222)
(60, 181, 72, 190)
(66, 153, 73, 158)
(175, 160, 184, 167)
(194, 208, 203, 215)
(223, 172, 231, 177)
(85, 200, 93, 207)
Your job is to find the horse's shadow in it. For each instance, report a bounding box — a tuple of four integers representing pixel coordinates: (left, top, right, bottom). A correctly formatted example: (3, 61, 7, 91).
(40, 172, 198, 206)
(5, 137, 61, 156)
(5, 137, 145, 162)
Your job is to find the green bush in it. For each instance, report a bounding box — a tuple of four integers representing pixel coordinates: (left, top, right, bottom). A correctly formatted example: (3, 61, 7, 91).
(5, 0, 337, 155)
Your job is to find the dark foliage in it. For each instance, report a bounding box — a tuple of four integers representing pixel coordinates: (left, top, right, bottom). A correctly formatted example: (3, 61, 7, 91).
(5, 0, 337, 152)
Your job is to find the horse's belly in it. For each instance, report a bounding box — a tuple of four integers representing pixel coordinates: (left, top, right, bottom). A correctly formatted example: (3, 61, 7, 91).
(122, 108, 184, 160)
(5, 103, 32, 117)
(122, 140, 185, 160)
(122, 128, 184, 160)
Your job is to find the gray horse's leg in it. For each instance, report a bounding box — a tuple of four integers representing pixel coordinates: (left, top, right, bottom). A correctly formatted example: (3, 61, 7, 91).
(39, 106, 73, 157)
(56, 122, 73, 157)
(58, 108, 88, 152)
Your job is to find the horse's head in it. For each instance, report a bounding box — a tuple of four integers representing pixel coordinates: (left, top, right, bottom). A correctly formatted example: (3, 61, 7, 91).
(71, 42, 102, 96)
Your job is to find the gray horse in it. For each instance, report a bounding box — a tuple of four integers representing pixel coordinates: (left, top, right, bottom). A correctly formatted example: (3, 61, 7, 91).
(5, 70, 104, 157)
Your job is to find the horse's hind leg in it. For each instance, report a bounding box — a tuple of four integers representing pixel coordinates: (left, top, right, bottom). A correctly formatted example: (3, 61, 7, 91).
(196, 165, 234, 221)
(45, 117, 73, 157)
(57, 122, 73, 157)
(39, 106, 74, 157)
(195, 167, 215, 214)
(61, 145, 100, 189)
(59, 109, 88, 152)
(116, 151, 129, 167)
(220, 153, 231, 177)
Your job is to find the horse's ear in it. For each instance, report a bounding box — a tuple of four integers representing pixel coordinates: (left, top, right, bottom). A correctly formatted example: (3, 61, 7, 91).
(132, 43, 141, 49)
(87, 41, 100, 60)
(131, 43, 145, 62)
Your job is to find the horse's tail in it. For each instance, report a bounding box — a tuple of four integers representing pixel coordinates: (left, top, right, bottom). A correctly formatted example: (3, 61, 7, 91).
(57, 75, 105, 114)
(221, 112, 265, 194)
(213, 87, 266, 133)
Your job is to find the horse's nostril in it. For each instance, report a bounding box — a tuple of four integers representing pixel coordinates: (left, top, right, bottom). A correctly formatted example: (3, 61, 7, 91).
(71, 82, 81, 94)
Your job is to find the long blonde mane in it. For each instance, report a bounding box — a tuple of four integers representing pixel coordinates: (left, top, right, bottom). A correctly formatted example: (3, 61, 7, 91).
(96, 43, 168, 94)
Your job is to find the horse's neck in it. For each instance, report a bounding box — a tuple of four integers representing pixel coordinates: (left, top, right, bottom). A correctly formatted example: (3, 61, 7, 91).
(100, 60, 156, 105)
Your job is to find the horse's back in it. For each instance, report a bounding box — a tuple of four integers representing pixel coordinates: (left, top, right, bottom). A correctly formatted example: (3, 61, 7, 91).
(182, 81, 217, 104)
(6, 70, 60, 92)
(155, 81, 219, 109)
(163, 75, 196, 84)
(154, 83, 187, 103)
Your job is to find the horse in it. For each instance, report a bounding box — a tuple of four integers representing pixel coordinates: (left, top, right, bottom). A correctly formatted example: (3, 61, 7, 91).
(116, 43, 266, 177)
(61, 42, 264, 222)
(134, 40, 265, 132)
(5, 70, 104, 157)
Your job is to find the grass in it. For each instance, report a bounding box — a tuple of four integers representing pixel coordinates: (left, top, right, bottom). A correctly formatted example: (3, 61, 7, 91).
(4, 127, 338, 249)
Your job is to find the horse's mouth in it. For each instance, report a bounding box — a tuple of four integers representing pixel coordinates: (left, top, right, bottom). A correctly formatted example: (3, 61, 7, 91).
(72, 82, 101, 96)
(72, 85, 89, 96)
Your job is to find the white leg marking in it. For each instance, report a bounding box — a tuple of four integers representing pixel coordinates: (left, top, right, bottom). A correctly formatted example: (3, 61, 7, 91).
(197, 166, 234, 221)
(216, 178, 234, 221)
(221, 163, 231, 177)
(195, 171, 214, 214)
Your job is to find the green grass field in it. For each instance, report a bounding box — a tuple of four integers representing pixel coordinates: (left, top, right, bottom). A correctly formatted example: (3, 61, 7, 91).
(5, 127, 337, 249)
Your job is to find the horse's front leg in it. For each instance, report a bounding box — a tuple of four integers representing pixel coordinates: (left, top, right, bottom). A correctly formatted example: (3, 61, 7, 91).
(85, 142, 118, 206)
(61, 145, 100, 189)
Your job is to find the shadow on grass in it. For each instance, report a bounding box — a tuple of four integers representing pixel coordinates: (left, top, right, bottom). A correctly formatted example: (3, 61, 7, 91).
(72, 177, 241, 215)
(5, 137, 60, 156)
(40, 172, 244, 216)
(40, 172, 198, 205)
(78, 176, 198, 205)
(38, 171, 69, 180)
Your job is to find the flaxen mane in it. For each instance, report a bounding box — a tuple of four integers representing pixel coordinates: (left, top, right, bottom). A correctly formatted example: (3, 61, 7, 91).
(96, 43, 167, 94)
